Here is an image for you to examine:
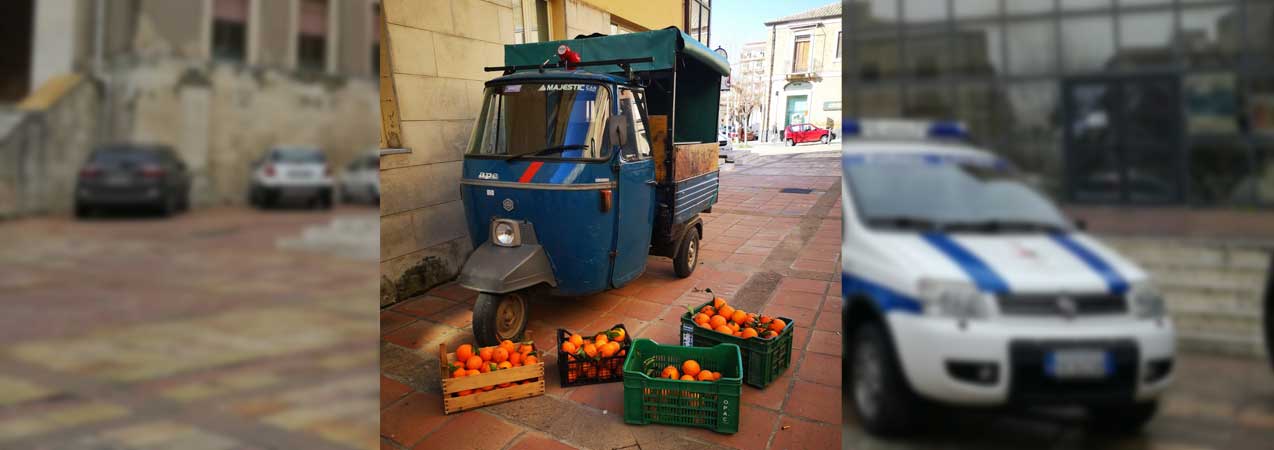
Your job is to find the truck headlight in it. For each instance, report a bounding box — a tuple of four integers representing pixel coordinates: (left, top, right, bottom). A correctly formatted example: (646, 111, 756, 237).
(1129, 282, 1166, 319)
(917, 279, 990, 320)
(491, 220, 520, 247)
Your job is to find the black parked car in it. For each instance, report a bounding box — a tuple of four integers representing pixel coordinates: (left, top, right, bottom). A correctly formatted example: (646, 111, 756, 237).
(75, 143, 192, 217)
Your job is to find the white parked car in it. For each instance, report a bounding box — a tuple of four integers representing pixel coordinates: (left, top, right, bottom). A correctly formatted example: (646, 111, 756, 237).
(840, 120, 1174, 436)
(247, 146, 334, 209)
(338, 150, 380, 204)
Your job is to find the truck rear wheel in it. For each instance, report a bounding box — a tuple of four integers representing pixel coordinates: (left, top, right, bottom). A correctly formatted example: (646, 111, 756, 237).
(473, 292, 527, 347)
(673, 228, 699, 278)
(851, 322, 919, 436)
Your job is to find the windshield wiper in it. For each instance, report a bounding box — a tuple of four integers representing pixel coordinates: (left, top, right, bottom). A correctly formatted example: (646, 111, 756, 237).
(865, 215, 942, 231)
(940, 219, 1065, 233)
(503, 144, 586, 162)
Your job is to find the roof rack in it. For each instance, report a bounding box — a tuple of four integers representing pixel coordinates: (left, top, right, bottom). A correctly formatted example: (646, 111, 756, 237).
(484, 56, 655, 79)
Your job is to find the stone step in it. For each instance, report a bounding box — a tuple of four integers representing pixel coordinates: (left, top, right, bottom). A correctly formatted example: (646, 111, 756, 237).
(1167, 293, 1265, 317)
(1172, 313, 1263, 338)
(1175, 329, 1267, 358)
(1104, 239, 1272, 272)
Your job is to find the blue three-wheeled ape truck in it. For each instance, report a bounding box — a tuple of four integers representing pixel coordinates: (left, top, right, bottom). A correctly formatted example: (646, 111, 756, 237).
(457, 29, 729, 345)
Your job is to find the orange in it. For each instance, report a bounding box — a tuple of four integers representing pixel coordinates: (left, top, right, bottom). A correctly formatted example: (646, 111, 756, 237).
(740, 328, 759, 339)
(451, 367, 466, 378)
(768, 319, 786, 332)
(583, 343, 599, 358)
(569, 334, 584, 347)
(479, 347, 494, 362)
(699, 321, 712, 329)
(465, 355, 484, 370)
(610, 328, 626, 342)
(731, 310, 748, 325)
(497, 361, 512, 370)
(600, 342, 618, 358)
(713, 372, 722, 381)
(727, 322, 740, 333)
(714, 324, 733, 335)
(661, 365, 680, 379)
(762, 330, 778, 339)
(466, 369, 480, 377)
(700, 305, 715, 316)
(455, 344, 474, 363)
(718, 305, 735, 320)
(500, 340, 516, 353)
(713, 296, 727, 310)
(594, 333, 609, 346)
(681, 360, 701, 377)
(561, 341, 577, 355)
(709, 315, 728, 329)
(696, 370, 714, 381)
(493, 347, 510, 363)
(680, 374, 696, 381)
(525, 355, 539, 365)
(508, 351, 522, 365)
(480, 362, 494, 373)
(693, 313, 710, 325)
(457, 389, 473, 396)
(759, 315, 773, 324)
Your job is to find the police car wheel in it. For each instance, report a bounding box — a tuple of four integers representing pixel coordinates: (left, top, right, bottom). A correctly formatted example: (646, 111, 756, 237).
(673, 228, 699, 278)
(851, 322, 917, 436)
(473, 292, 527, 347)
(1087, 400, 1158, 434)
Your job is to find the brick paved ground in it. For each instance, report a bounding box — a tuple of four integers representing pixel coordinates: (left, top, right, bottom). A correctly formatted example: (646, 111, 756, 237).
(0, 205, 380, 449)
(380, 147, 845, 450)
(382, 142, 1274, 450)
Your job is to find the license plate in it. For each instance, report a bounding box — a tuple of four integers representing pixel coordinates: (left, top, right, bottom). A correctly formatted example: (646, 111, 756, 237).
(287, 170, 312, 179)
(105, 174, 131, 186)
(1045, 349, 1110, 379)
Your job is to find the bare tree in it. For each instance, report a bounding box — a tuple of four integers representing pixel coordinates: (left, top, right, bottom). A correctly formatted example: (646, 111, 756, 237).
(727, 82, 763, 143)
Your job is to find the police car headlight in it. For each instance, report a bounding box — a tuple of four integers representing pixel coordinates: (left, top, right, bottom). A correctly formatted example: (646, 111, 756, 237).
(1129, 282, 1166, 319)
(492, 220, 520, 247)
(917, 279, 990, 320)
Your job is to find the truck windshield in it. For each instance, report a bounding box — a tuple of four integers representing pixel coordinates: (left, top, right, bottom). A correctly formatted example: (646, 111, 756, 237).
(467, 82, 612, 160)
(845, 158, 1070, 233)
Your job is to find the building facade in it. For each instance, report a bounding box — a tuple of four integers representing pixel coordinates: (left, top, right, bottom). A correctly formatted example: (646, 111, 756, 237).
(379, 0, 708, 304)
(846, 0, 1274, 206)
(0, 0, 382, 215)
(720, 41, 767, 135)
(762, 3, 843, 141)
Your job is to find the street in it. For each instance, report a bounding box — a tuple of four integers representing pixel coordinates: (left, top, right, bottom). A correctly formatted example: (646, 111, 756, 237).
(380, 145, 1274, 450)
(0, 205, 380, 450)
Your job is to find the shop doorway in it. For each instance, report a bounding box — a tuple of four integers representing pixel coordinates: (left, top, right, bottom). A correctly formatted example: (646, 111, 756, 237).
(1063, 74, 1184, 204)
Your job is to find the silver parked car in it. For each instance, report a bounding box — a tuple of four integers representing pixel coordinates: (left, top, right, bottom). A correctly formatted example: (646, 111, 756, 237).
(247, 146, 334, 209)
(338, 150, 380, 204)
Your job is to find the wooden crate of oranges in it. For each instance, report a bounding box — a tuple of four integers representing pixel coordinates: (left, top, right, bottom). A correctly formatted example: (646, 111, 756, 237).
(557, 324, 631, 387)
(439, 334, 544, 414)
(681, 289, 794, 388)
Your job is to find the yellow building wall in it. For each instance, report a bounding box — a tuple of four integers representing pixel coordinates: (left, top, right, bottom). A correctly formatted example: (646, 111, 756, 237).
(580, 0, 682, 31)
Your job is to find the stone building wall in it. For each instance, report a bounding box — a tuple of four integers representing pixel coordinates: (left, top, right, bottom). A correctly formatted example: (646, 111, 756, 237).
(379, 0, 513, 305)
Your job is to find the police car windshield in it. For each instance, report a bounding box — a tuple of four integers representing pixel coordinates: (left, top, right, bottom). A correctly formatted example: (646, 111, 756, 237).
(467, 82, 612, 160)
(846, 156, 1069, 233)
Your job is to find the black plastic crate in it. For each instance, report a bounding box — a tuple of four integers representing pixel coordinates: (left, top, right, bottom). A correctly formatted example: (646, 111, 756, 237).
(556, 323, 632, 387)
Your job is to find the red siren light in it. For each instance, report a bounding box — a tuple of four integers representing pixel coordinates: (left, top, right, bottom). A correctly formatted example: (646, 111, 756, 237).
(557, 45, 581, 70)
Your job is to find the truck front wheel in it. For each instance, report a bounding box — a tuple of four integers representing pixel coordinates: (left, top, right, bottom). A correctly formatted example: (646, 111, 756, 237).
(850, 322, 919, 436)
(473, 292, 528, 347)
(673, 228, 699, 278)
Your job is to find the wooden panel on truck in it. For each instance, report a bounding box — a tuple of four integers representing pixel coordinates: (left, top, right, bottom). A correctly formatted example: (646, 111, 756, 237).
(649, 115, 669, 183)
(672, 143, 719, 183)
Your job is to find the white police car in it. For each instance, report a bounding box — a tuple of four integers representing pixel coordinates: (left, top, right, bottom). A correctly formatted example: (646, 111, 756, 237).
(840, 120, 1174, 436)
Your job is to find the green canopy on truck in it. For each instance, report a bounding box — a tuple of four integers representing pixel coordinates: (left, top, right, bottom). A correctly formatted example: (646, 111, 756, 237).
(503, 28, 728, 145)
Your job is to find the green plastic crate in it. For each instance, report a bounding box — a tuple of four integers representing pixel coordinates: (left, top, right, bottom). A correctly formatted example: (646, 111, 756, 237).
(679, 300, 794, 388)
(621, 339, 743, 434)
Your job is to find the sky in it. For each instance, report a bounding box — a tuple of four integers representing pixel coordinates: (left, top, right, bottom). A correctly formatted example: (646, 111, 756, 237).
(710, 0, 839, 60)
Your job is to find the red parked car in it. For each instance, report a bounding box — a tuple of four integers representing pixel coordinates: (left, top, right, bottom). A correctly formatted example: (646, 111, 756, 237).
(783, 123, 835, 146)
